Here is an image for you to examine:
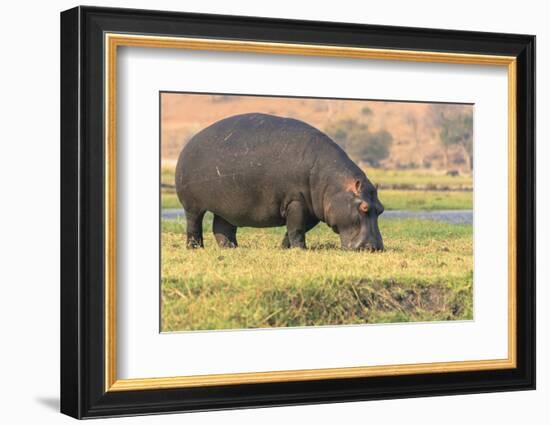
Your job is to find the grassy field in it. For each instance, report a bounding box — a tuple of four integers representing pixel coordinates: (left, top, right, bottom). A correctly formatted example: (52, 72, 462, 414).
(161, 166, 473, 211)
(161, 215, 473, 331)
(160, 165, 473, 332)
(366, 168, 472, 190)
(161, 189, 472, 211)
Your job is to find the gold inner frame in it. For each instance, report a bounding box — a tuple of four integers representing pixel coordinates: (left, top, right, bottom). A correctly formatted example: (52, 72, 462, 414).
(104, 33, 517, 392)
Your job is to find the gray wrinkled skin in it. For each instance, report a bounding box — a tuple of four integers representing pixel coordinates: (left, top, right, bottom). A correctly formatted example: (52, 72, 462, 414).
(176, 113, 384, 251)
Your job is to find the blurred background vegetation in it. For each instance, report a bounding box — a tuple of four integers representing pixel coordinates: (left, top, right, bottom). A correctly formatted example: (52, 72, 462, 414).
(161, 94, 473, 176)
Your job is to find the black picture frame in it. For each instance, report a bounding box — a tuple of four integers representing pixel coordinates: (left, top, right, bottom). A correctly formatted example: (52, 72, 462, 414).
(60, 5, 535, 419)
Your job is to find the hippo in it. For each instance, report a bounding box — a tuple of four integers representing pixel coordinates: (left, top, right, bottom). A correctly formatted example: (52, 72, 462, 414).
(175, 113, 384, 251)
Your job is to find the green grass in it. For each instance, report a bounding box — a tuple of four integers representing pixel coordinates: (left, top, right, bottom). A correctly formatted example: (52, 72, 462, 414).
(379, 190, 472, 210)
(161, 189, 472, 211)
(366, 168, 473, 190)
(160, 164, 473, 331)
(161, 215, 473, 332)
(162, 166, 472, 189)
(161, 166, 473, 211)
(162, 190, 181, 209)
(161, 166, 176, 186)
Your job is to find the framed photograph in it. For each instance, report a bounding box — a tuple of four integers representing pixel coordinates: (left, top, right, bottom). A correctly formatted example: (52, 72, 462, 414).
(60, 6, 535, 419)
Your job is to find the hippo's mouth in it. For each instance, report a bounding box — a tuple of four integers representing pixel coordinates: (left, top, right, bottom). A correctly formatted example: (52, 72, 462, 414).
(343, 241, 384, 252)
(339, 217, 384, 252)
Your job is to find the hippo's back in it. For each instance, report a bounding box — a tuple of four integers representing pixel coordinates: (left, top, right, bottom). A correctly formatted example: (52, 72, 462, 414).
(175, 113, 347, 227)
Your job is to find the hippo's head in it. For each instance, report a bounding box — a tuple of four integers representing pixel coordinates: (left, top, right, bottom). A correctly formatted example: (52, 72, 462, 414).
(326, 178, 384, 251)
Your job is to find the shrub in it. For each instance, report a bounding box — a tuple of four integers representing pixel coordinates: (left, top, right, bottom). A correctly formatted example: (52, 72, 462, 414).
(361, 106, 373, 116)
(325, 119, 393, 167)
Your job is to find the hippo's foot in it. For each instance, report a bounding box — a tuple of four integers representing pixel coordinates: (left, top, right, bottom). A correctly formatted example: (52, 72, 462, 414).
(185, 210, 205, 249)
(213, 215, 238, 248)
(216, 239, 238, 248)
(281, 233, 291, 249)
(186, 237, 204, 249)
(281, 232, 306, 249)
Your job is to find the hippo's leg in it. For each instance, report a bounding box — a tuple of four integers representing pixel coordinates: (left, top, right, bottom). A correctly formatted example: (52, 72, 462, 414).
(213, 215, 238, 248)
(281, 218, 319, 249)
(282, 201, 313, 249)
(185, 210, 205, 248)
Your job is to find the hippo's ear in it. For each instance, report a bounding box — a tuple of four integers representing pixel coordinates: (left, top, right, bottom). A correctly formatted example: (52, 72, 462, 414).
(346, 179, 362, 195)
(354, 180, 362, 195)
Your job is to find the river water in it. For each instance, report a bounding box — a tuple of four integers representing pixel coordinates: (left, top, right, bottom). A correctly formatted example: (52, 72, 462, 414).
(161, 209, 473, 225)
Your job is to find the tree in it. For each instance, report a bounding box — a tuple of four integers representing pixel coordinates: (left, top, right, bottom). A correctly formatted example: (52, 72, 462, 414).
(406, 112, 423, 167)
(361, 106, 373, 116)
(432, 106, 473, 170)
(325, 119, 393, 167)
